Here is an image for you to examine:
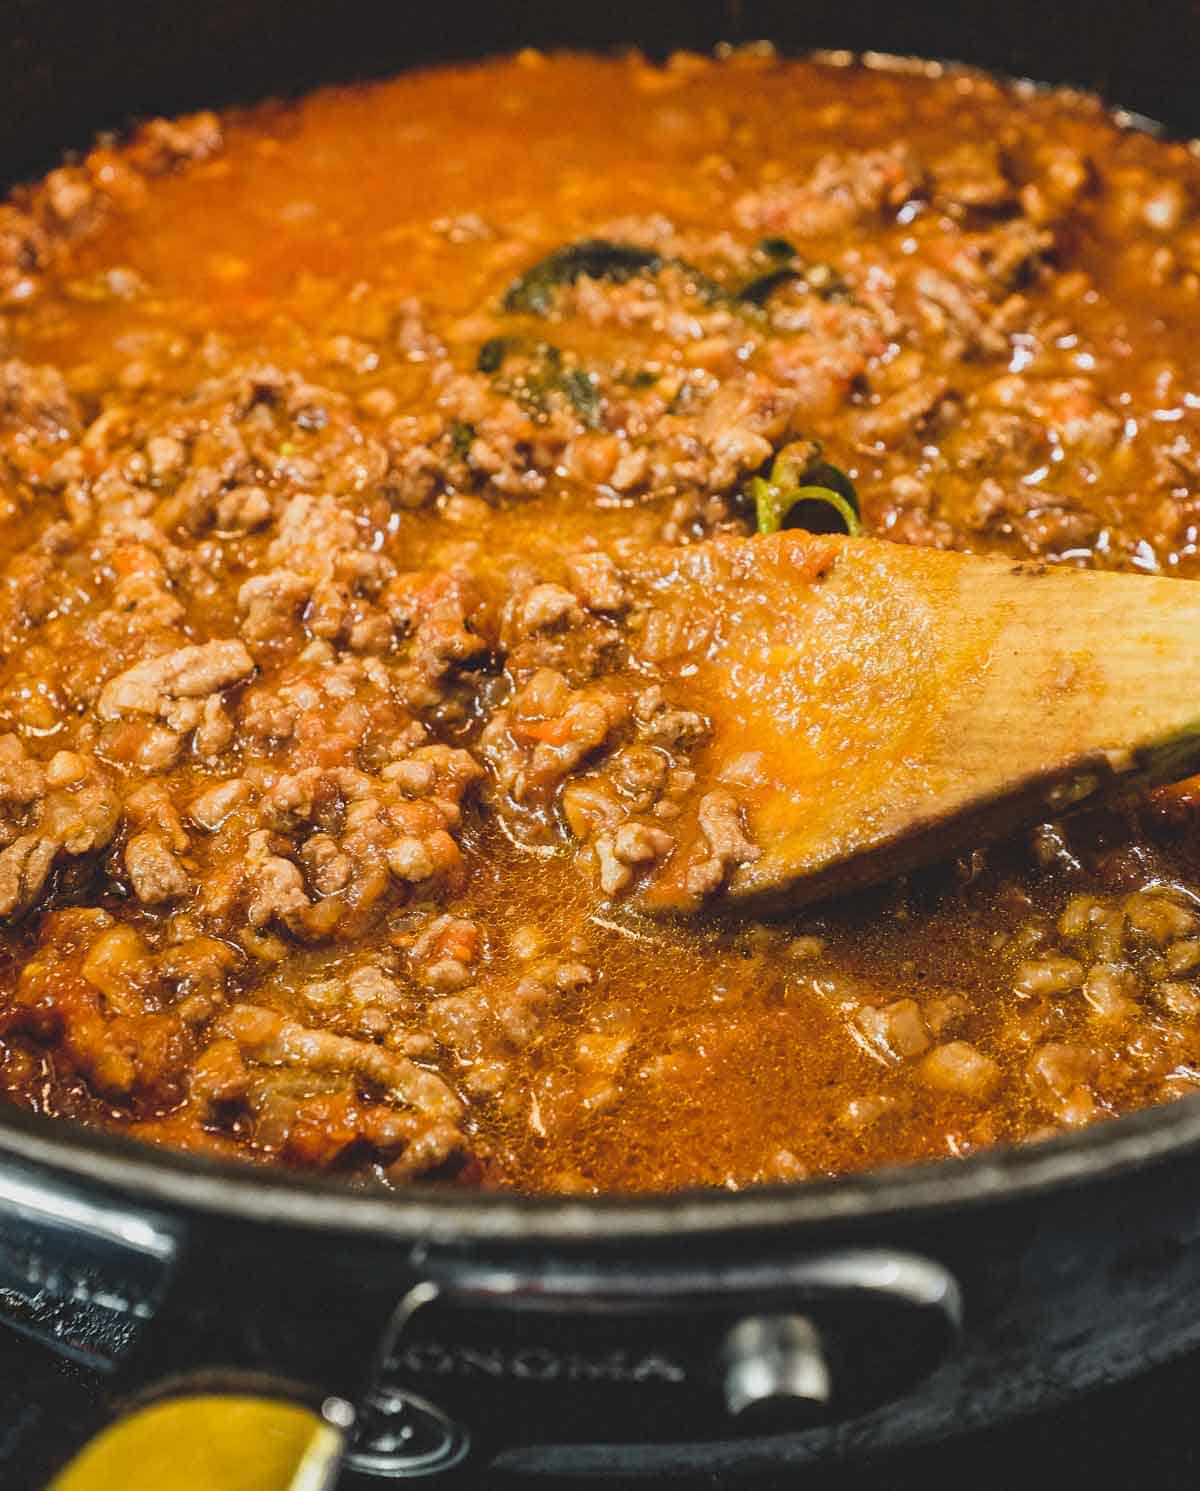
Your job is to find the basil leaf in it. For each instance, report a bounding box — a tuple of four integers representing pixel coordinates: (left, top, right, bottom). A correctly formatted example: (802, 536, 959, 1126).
(737, 238, 802, 304)
(476, 337, 510, 374)
(558, 368, 603, 429)
(476, 336, 603, 427)
(736, 265, 803, 305)
(735, 241, 849, 306)
(756, 236, 799, 259)
(448, 421, 475, 459)
(503, 238, 730, 316)
(476, 337, 562, 375)
(502, 237, 848, 322)
(503, 240, 668, 314)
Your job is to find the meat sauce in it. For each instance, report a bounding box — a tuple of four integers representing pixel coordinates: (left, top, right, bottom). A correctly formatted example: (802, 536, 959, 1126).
(2, 50, 1200, 1192)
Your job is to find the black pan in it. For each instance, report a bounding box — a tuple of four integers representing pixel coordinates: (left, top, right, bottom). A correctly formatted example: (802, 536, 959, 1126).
(4, 1, 1200, 1483)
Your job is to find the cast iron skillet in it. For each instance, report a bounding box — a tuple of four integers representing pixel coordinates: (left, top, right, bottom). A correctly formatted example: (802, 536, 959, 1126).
(5, 1, 1200, 1484)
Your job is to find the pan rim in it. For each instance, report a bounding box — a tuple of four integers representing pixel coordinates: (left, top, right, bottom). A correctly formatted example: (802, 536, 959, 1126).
(1, 1087, 1197, 1245)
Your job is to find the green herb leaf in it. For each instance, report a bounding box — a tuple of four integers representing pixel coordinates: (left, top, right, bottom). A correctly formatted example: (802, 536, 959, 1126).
(503, 240, 667, 314)
(476, 337, 509, 374)
(756, 236, 799, 259)
(476, 337, 562, 375)
(736, 265, 803, 305)
(736, 240, 851, 306)
(619, 367, 659, 389)
(502, 238, 730, 316)
(501, 236, 846, 321)
(476, 335, 605, 427)
(558, 368, 603, 429)
(448, 421, 476, 459)
(736, 238, 802, 304)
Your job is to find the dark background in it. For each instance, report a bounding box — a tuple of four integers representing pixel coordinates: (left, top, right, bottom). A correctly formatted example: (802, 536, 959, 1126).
(4, 0, 1200, 181)
(2, 1321, 1198, 1490)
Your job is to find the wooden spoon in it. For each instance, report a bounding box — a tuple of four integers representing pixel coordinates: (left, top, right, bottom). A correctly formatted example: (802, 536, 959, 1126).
(623, 531, 1200, 914)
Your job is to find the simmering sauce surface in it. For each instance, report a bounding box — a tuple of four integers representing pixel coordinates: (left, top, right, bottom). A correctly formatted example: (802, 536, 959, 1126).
(3, 50, 1200, 1191)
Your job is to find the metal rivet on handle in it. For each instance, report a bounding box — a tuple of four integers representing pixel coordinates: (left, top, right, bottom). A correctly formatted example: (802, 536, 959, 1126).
(344, 1385, 471, 1480)
(722, 1314, 833, 1421)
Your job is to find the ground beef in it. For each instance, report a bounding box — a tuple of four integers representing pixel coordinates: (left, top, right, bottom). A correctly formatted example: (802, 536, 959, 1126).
(98, 640, 255, 721)
(734, 145, 924, 238)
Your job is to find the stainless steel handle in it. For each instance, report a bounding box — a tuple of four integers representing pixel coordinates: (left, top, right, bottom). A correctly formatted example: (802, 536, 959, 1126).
(430, 1246, 964, 1321)
(349, 1248, 964, 1477)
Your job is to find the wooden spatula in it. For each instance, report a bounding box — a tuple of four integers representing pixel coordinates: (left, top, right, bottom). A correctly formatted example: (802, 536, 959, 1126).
(624, 531, 1200, 914)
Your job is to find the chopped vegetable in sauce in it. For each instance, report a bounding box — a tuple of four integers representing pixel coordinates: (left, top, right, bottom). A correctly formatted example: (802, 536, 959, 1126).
(750, 445, 862, 535)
